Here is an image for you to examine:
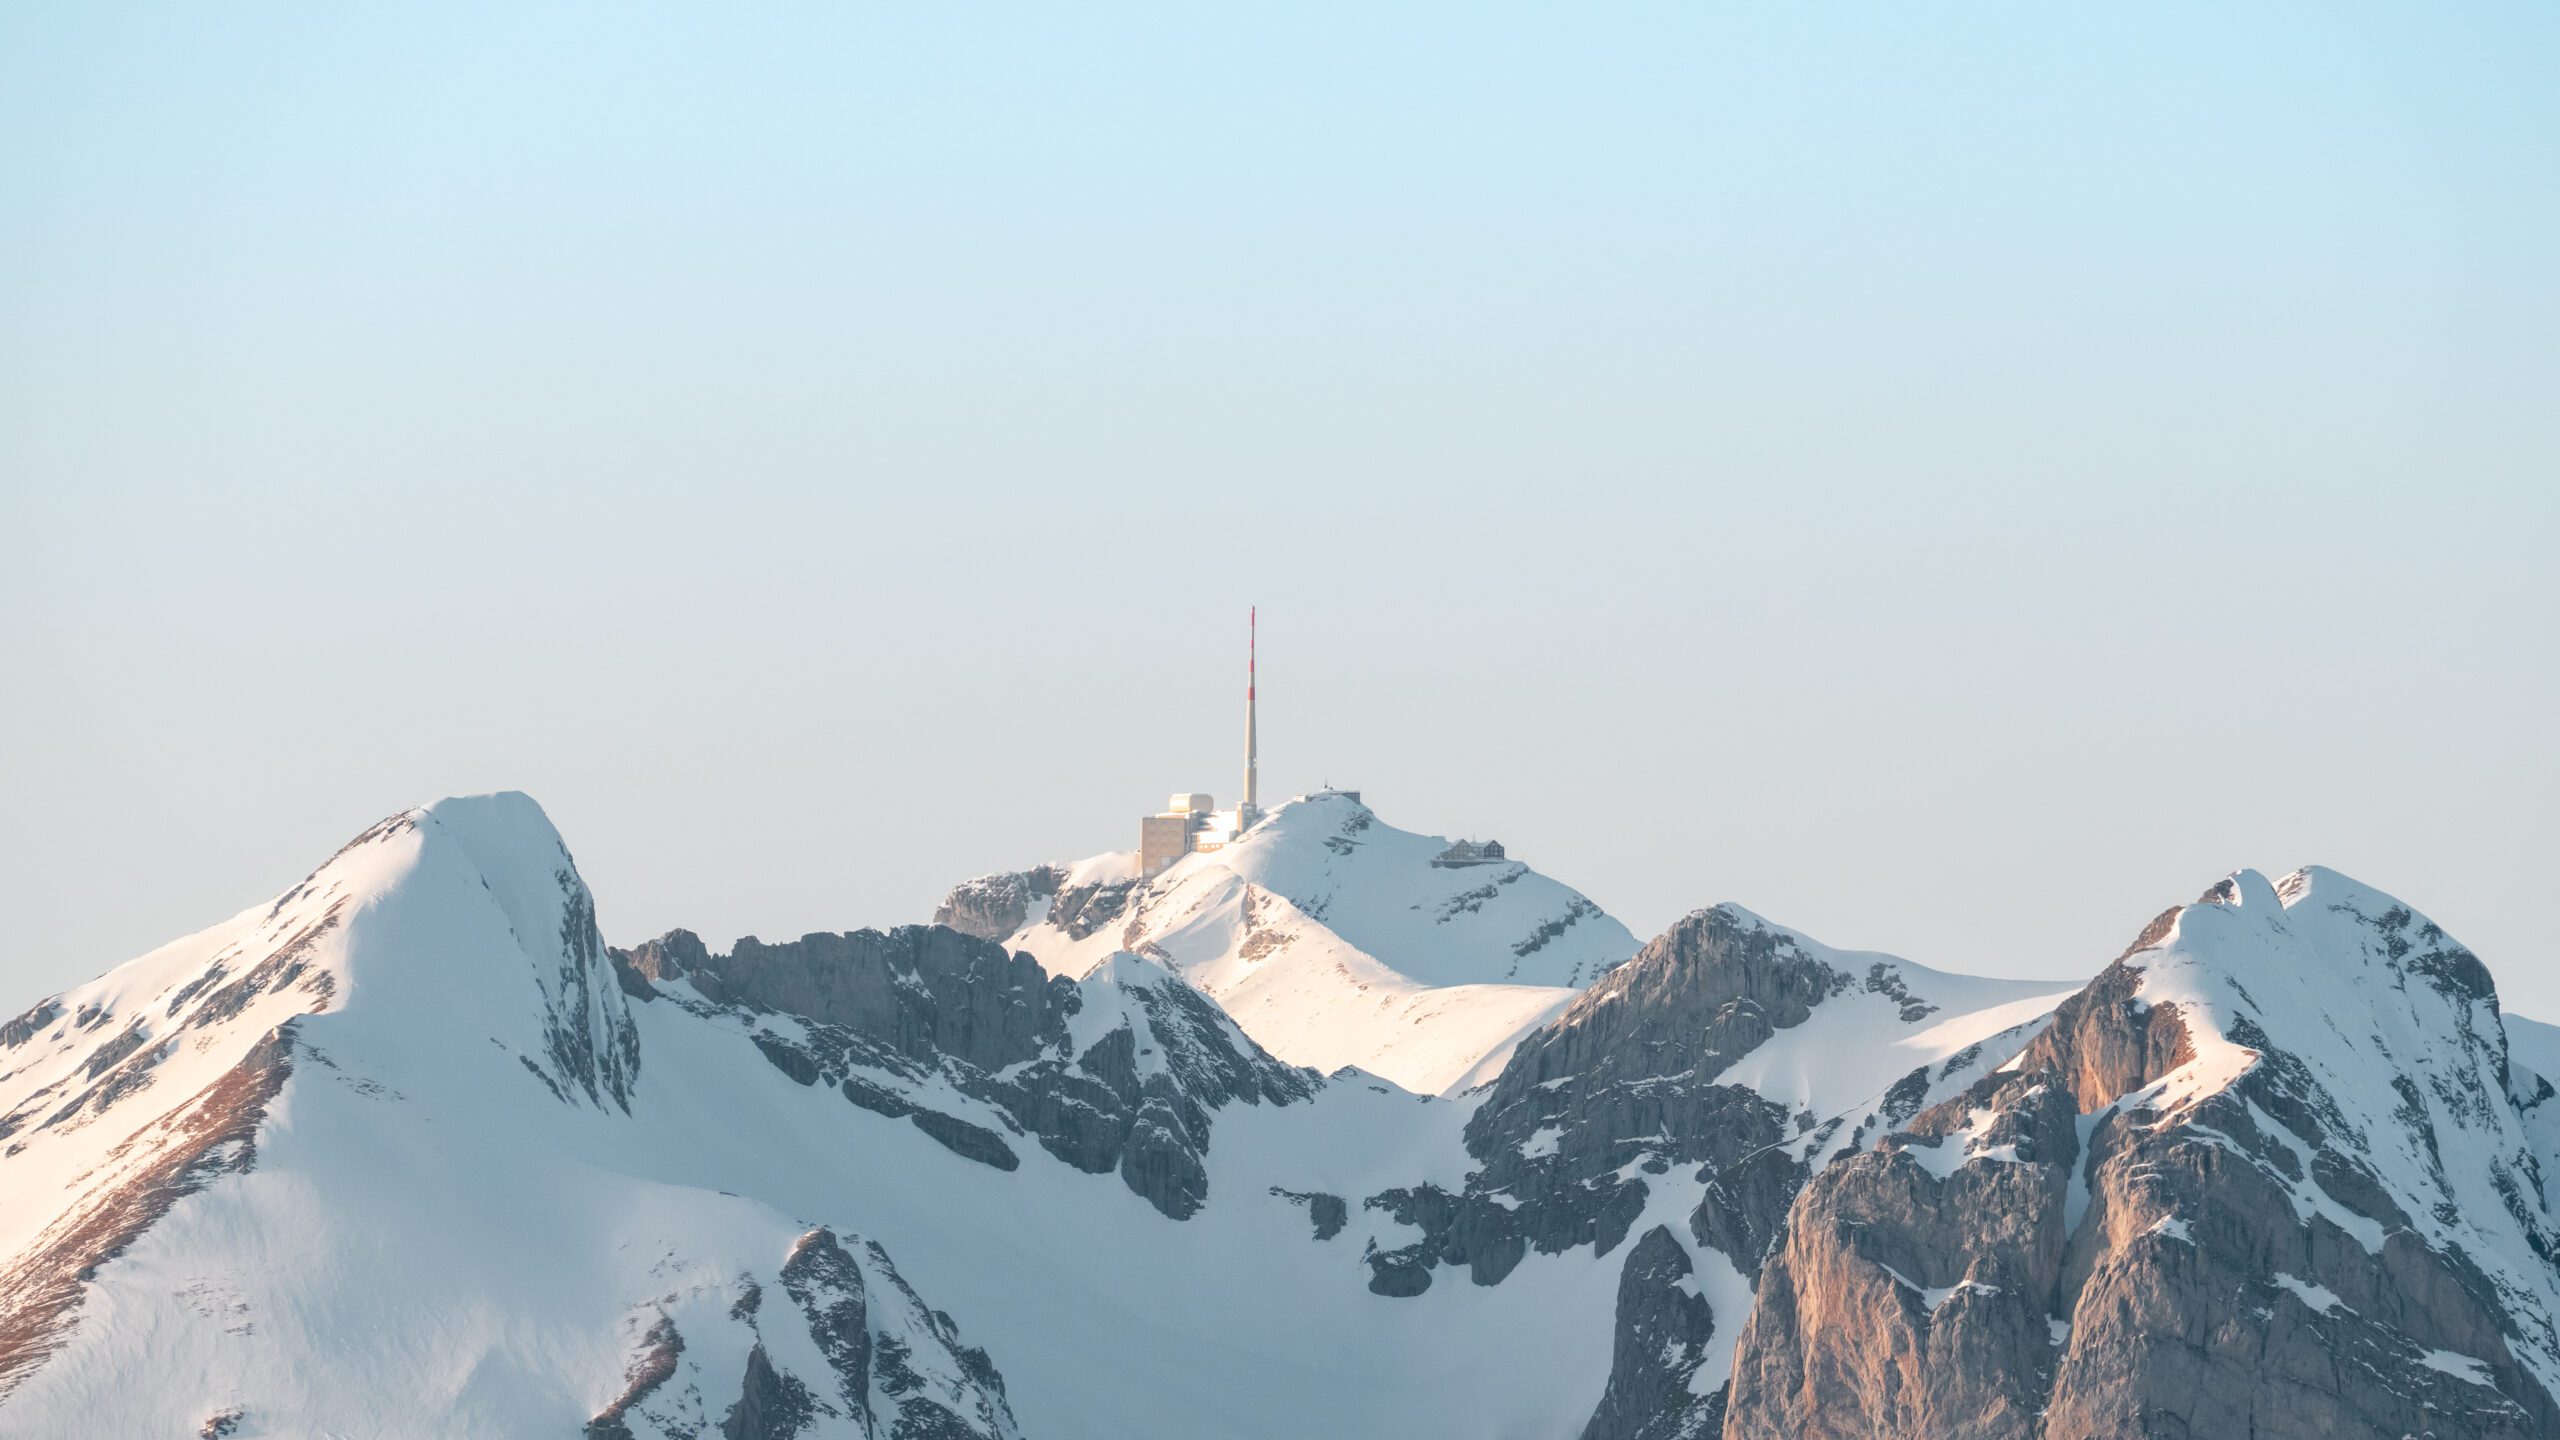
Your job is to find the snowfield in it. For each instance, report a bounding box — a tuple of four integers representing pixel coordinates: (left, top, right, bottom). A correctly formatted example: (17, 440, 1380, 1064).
(980, 792, 1637, 1093)
(1, 792, 2552, 1440)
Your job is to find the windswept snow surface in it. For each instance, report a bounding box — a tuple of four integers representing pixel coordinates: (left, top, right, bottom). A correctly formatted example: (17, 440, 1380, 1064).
(996, 793, 1635, 1093)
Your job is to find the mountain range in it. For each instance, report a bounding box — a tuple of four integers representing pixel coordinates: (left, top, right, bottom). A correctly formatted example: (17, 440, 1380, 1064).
(1, 790, 2551, 1439)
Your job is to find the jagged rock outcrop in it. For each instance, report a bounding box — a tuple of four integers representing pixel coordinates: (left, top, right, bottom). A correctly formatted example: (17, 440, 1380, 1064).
(1724, 869, 2560, 1440)
(1358, 907, 1923, 1296)
(615, 928, 1318, 1219)
(638, 925, 1067, 1073)
(936, 864, 1138, 947)
(589, 1227, 1021, 1440)
(932, 866, 1067, 944)
(1579, 1226, 1720, 1440)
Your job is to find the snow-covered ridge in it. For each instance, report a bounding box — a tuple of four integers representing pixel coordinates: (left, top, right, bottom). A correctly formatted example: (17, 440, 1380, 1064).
(0, 795, 1019, 1438)
(2108, 866, 2560, 1396)
(6, 791, 2556, 1440)
(941, 792, 1641, 1093)
(1724, 863, 2560, 1439)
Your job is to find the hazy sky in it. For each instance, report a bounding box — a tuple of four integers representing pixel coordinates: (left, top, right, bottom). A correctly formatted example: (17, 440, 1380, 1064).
(4, 6, 2554, 1019)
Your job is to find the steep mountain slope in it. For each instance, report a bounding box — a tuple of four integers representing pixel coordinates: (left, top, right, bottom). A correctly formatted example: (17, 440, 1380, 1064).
(0, 798, 1017, 1440)
(5, 793, 2549, 1440)
(936, 792, 1641, 1093)
(1725, 867, 2560, 1440)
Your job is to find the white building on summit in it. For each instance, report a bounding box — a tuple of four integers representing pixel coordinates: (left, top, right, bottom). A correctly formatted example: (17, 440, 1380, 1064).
(1140, 609, 1266, 878)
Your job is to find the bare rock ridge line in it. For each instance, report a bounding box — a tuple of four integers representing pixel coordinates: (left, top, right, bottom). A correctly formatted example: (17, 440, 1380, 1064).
(610, 923, 1318, 1219)
(0, 789, 2554, 1439)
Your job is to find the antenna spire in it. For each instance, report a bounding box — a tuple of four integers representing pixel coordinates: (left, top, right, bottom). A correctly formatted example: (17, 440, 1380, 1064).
(1243, 607, 1259, 827)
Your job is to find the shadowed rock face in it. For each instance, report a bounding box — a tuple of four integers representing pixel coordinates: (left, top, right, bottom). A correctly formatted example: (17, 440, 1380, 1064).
(611, 925, 1317, 1220)
(658, 925, 1066, 1074)
(1579, 1226, 1720, 1440)
(1724, 882, 2560, 1440)
(586, 1227, 1021, 1440)
(1357, 909, 1837, 1297)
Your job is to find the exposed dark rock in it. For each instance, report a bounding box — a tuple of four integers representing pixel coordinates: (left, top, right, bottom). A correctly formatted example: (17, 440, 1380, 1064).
(1365, 1251, 1433, 1298)
(679, 926, 1065, 1074)
(1044, 879, 1138, 943)
(1577, 1226, 1718, 1440)
(932, 867, 1065, 944)
(779, 1229, 872, 1432)
(1118, 1108, 1208, 1218)
(752, 1032, 822, 1087)
(648, 924, 1316, 1219)
(1, 1000, 62, 1052)
(909, 1110, 1021, 1172)
(1272, 1188, 1349, 1241)
(719, 1342, 813, 1440)
(1361, 907, 1844, 1294)
(858, 1236, 1023, 1439)
(842, 1075, 917, 1119)
(540, 868, 643, 1112)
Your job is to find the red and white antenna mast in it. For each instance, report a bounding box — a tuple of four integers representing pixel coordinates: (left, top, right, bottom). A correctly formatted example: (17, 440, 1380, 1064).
(1242, 607, 1259, 826)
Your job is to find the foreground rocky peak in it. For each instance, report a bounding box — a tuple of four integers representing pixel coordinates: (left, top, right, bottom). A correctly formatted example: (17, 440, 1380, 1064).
(1724, 865, 2560, 1440)
(1356, 905, 2066, 1321)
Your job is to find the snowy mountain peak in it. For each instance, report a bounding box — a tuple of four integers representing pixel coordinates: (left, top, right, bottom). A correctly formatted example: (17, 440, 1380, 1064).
(0, 799, 1032, 1437)
(940, 791, 1641, 1093)
(9, 793, 2557, 1440)
(1726, 864, 2560, 1438)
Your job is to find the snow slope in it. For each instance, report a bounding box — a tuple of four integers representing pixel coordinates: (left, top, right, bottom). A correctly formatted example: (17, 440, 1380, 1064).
(0, 798, 1015, 1440)
(964, 793, 1639, 1093)
(0, 795, 2082, 1440)
(2113, 867, 2560, 1400)
(7, 794, 2549, 1440)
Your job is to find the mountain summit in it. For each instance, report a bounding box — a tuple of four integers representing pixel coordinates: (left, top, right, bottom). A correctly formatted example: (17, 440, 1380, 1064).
(936, 791, 1641, 1092)
(1, 793, 2553, 1440)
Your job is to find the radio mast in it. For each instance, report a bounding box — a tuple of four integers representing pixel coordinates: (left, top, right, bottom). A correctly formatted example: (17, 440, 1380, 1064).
(1242, 607, 1260, 829)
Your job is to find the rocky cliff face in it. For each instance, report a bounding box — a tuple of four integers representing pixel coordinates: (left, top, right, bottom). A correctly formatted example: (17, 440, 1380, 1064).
(931, 866, 1067, 945)
(585, 1226, 1020, 1440)
(1348, 904, 2067, 1439)
(1723, 869, 2560, 1440)
(611, 925, 1319, 1219)
(1359, 908, 2052, 1291)
(1357, 908, 1821, 1297)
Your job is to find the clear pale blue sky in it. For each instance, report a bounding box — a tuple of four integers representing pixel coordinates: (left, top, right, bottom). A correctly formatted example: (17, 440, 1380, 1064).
(4, 6, 2555, 1015)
